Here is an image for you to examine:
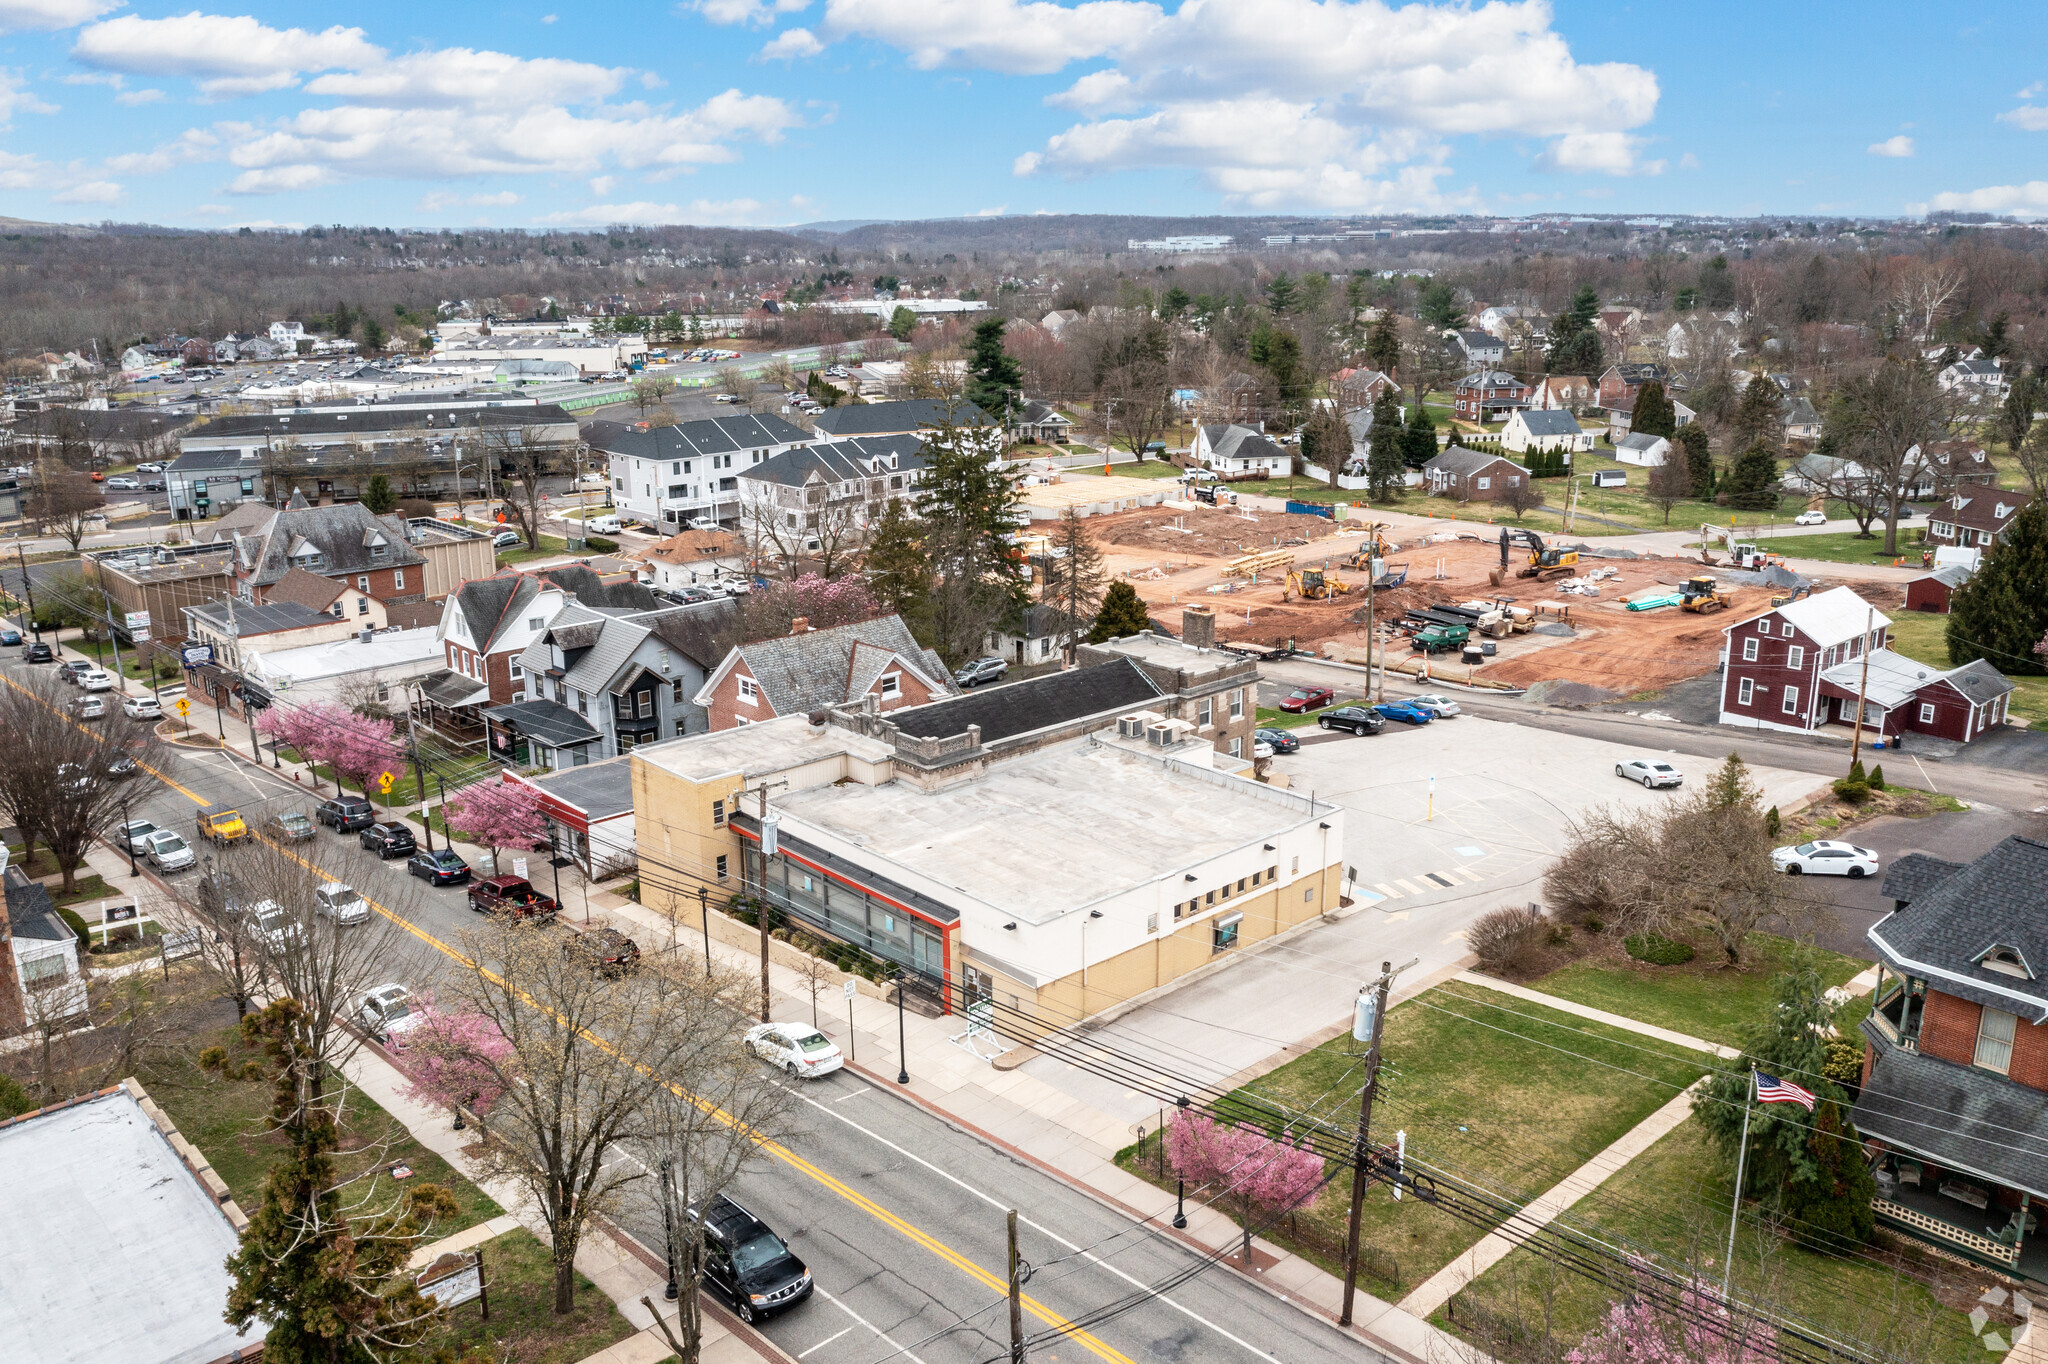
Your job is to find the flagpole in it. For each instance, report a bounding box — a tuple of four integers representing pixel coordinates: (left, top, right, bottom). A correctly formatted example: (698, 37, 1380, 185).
(1722, 1068, 1756, 1306)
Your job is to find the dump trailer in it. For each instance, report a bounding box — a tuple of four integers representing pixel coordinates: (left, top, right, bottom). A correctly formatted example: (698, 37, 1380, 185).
(1497, 527, 1579, 582)
(1679, 575, 1733, 614)
(1372, 563, 1409, 590)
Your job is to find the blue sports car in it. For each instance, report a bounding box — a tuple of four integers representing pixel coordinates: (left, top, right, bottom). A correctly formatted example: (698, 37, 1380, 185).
(1372, 701, 1433, 726)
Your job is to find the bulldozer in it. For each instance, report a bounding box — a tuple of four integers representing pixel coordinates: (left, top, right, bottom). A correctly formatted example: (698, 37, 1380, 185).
(1678, 575, 1732, 614)
(1284, 566, 1350, 601)
(1495, 527, 1579, 584)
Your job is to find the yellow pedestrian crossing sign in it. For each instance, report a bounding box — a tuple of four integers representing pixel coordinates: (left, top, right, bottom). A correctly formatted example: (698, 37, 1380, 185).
(378, 771, 395, 793)
(173, 696, 190, 717)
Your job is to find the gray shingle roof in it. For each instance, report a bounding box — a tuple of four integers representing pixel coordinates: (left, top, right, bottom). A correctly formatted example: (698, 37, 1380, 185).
(6, 875, 71, 943)
(1515, 409, 1583, 437)
(735, 615, 947, 715)
(1868, 836, 2048, 1019)
(1198, 423, 1286, 464)
(185, 598, 334, 638)
(453, 574, 530, 653)
(1947, 658, 2016, 704)
(811, 399, 993, 437)
(886, 656, 1161, 746)
(481, 698, 601, 748)
(1852, 1042, 2048, 1198)
(583, 412, 809, 460)
(741, 435, 926, 489)
(1615, 432, 1667, 455)
(196, 503, 425, 587)
(1878, 852, 1964, 908)
(194, 403, 575, 441)
(1458, 370, 1521, 388)
(1426, 446, 1527, 477)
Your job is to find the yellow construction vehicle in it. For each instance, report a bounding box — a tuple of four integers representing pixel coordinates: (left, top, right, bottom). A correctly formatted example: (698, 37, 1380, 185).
(1341, 522, 1395, 570)
(1284, 566, 1350, 601)
(1497, 528, 1579, 583)
(1678, 575, 1732, 614)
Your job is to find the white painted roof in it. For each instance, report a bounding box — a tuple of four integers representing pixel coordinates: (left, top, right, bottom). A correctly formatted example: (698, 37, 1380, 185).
(1727, 584, 1888, 648)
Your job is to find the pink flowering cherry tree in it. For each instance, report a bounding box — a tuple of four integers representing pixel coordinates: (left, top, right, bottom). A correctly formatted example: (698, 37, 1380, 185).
(1167, 1111, 1326, 1264)
(397, 1007, 513, 1126)
(260, 701, 398, 796)
(445, 778, 549, 866)
(1567, 1291, 1776, 1364)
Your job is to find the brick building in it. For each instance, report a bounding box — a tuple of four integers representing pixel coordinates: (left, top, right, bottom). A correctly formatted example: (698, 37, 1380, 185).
(1451, 369, 1531, 422)
(1927, 488, 2033, 551)
(1855, 838, 2048, 1283)
(692, 615, 950, 732)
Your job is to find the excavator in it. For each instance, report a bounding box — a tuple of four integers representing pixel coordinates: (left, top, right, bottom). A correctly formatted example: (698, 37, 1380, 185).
(1495, 527, 1580, 584)
(1284, 566, 1351, 601)
(1678, 575, 1733, 614)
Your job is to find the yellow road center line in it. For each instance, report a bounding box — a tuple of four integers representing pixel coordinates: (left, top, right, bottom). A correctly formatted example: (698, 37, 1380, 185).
(6, 674, 1133, 1363)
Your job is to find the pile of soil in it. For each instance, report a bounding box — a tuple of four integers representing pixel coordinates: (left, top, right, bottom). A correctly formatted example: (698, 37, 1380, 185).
(1526, 680, 1623, 708)
(1092, 505, 1345, 556)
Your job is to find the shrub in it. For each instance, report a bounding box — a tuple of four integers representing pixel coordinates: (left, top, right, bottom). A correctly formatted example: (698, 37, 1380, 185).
(0, 1072, 30, 1120)
(1868, 763, 1885, 790)
(1468, 905, 1550, 974)
(1832, 778, 1871, 804)
(1822, 1037, 1864, 1089)
(584, 535, 619, 553)
(56, 907, 89, 944)
(1764, 805, 1781, 837)
(1583, 916, 1605, 934)
(1847, 758, 1867, 785)
(1624, 932, 1695, 966)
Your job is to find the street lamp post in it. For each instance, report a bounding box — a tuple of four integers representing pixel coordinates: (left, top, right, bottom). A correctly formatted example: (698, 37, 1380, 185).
(895, 968, 910, 1085)
(698, 886, 711, 979)
(122, 794, 138, 878)
(658, 1157, 681, 1302)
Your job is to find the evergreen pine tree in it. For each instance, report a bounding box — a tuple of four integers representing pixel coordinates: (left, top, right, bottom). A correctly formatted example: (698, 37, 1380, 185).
(964, 317, 1023, 422)
(1674, 424, 1714, 497)
(1632, 379, 1677, 438)
(1782, 1100, 1877, 1251)
(1724, 441, 1782, 511)
(1400, 403, 1438, 471)
(1544, 286, 1601, 374)
(1087, 581, 1153, 642)
(1868, 764, 1885, 790)
(1730, 373, 1784, 454)
(359, 474, 397, 514)
(1947, 500, 2048, 675)
(1365, 313, 1401, 378)
(1367, 391, 1407, 499)
(1042, 508, 1105, 660)
(863, 499, 933, 634)
(914, 418, 1028, 663)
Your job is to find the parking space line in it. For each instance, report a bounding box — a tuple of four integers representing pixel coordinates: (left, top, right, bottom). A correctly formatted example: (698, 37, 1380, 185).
(796, 1325, 854, 1358)
(813, 1285, 927, 1364)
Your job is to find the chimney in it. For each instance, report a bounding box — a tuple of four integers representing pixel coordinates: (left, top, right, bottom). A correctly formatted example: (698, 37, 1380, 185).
(1181, 604, 1216, 651)
(790, 617, 811, 635)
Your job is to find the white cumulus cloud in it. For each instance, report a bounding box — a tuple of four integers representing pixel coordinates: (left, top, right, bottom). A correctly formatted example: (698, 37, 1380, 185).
(73, 12, 385, 97)
(0, 70, 58, 127)
(693, 0, 808, 24)
(1999, 106, 2048, 132)
(115, 87, 163, 104)
(540, 197, 766, 225)
(0, 0, 117, 33)
(1927, 182, 2048, 218)
(1867, 135, 1914, 157)
(760, 27, 823, 59)
(306, 48, 624, 108)
(419, 189, 522, 211)
(826, 0, 1660, 210)
(54, 178, 121, 203)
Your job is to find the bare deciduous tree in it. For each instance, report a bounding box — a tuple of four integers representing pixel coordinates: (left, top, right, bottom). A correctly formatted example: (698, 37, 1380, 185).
(0, 671, 162, 893)
(486, 423, 573, 551)
(25, 463, 106, 551)
(1040, 508, 1105, 662)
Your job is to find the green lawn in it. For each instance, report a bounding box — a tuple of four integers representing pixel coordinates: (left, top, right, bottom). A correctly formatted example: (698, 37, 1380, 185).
(49, 873, 118, 909)
(1116, 987, 1709, 1298)
(496, 533, 572, 565)
(1525, 933, 1866, 1049)
(1445, 1118, 1985, 1363)
(411, 1228, 637, 1364)
(143, 1022, 504, 1231)
(1885, 609, 2048, 725)
(1706, 529, 1929, 567)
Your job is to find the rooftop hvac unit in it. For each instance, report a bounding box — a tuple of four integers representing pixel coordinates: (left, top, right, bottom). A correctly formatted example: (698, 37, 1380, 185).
(1146, 723, 1175, 749)
(1117, 715, 1146, 739)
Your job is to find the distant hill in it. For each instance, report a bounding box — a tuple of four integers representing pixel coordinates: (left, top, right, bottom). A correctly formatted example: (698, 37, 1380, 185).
(793, 213, 1351, 254)
(0, 216, 102, 238)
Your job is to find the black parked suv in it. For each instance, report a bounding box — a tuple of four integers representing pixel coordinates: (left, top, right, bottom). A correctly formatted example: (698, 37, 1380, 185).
(316, 796, 376, 833)
(25, 641, 54, 663)
(688, 1196, 811, 1324)
(359, 822, 417, 859)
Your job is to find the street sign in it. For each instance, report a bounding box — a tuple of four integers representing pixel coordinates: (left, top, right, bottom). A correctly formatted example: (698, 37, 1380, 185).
(173, 697, 191, 717)
(377, 771, 394, 793)
(842, 979, 858, 1001)
(416, 1251, 483, 1308)
(181, 644, 214, 667)
(123, 611, 150, 633)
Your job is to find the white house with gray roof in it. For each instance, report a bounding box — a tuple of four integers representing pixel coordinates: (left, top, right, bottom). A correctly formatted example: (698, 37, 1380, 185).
(586, 413, 811, 533)
(1189, 422, 1291, 477)
(1501, 407, 1591, 455)
(736, 434, 926, 557)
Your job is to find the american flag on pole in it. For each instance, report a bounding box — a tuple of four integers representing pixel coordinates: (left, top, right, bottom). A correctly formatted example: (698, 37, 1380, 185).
(1754, 1072, 1817, 1110)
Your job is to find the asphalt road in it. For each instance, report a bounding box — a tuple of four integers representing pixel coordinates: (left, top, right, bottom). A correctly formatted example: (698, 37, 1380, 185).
(1, 645, 1383, 1364)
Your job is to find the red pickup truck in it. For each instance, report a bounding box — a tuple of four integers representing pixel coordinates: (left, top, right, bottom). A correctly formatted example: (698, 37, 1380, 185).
(466, 875, 560, 920)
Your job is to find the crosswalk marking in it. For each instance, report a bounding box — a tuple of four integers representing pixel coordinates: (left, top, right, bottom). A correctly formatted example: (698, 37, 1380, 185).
(1394, 877, 1425, 895)
(1375, 882, 1401, 900)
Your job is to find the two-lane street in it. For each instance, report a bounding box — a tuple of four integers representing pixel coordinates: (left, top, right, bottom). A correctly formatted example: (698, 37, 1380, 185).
(1, 644, 1385, 1364)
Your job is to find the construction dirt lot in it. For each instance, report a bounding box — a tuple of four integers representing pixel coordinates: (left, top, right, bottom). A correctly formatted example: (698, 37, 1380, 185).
(1093, 503, 1802, 696)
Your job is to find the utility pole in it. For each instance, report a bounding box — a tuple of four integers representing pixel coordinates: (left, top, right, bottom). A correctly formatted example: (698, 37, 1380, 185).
(404, 694, 432, 852)
(1007, 1208, 1026, 1364)
(224, 591, 262, 763)
(1340, 955, 1417, 1327)
(1849, 604, 1875, 768)
(16, 542, 40, 642)
(735, 777, 787, 1022)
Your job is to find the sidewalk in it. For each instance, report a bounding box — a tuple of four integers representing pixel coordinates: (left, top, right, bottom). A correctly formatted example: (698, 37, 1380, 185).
(343, 1029, 790, 1364)
(575, 879, 1496, 1364)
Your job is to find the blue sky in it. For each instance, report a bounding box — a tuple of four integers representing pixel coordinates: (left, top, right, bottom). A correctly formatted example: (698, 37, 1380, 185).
(1, 0, 2045, 230)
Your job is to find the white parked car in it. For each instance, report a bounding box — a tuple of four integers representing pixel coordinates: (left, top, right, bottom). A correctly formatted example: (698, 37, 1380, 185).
(315, 881, 370, 926)
(745, 1021, 844, 1079)
(358, 983, 423, 1042)
(78, 668, 115, 691)
(1772, 840, 1880, 878)
(1410, 693, 1463, 718)
(122, 695, 162, 719)
(74, 695, 107, 720)
(1616, 757, 1684, 789)
(118, 819, 158, 854)
(1793, 510, 1827, 526)
(144, 829, 195, 872)
(105, 476, 140, 491)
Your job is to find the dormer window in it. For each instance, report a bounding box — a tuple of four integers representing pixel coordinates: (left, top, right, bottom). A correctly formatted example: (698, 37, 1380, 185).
(370, 545, 390, 564)
(1978, 945, 2035, 980)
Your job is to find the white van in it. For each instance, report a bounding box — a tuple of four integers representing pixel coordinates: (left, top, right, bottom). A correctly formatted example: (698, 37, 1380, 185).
(584, 513, 623, 535)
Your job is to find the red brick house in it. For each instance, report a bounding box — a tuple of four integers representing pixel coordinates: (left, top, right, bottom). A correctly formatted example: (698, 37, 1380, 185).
(1927, 488, 2032, 551)
(199, 494, 428, 606)
(1452, 369, 1531, 422)
(693, 615, 950, 731)
(1719, 585, 2012, 744)
(1422, 446, 1530, 502)
(417, 573, 572, 738)
(1855, 837, 2048, 1283)
(1596, 363, 1668, 411)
